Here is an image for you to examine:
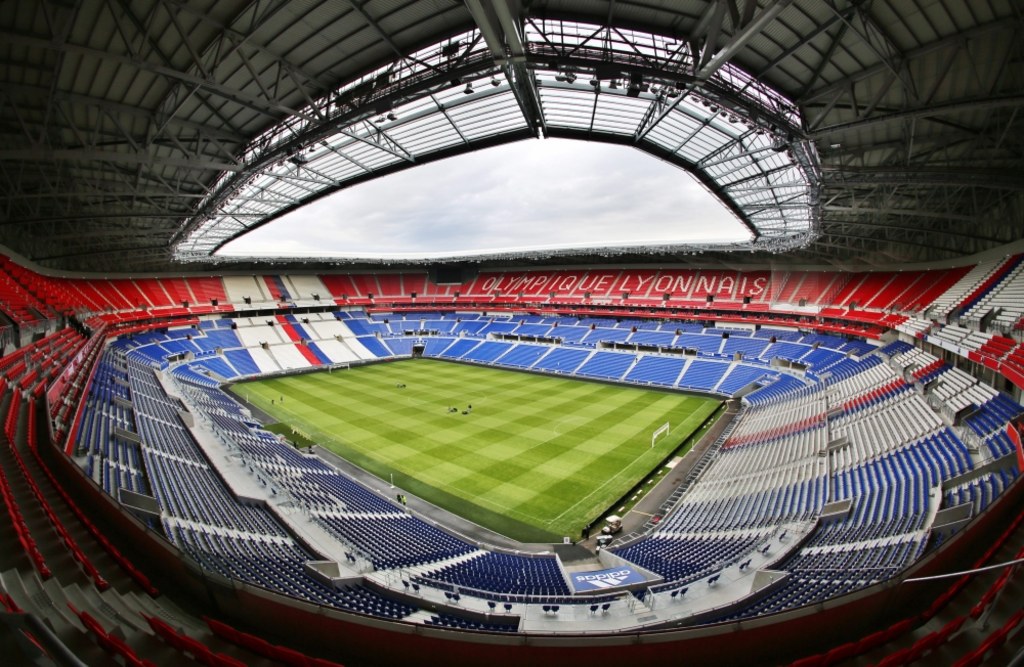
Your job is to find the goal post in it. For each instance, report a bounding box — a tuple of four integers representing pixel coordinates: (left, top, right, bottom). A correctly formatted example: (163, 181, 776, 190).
(651, 421, 671, 448)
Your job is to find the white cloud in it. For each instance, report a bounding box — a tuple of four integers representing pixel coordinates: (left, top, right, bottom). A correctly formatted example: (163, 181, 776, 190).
(219, 138, 749, 258)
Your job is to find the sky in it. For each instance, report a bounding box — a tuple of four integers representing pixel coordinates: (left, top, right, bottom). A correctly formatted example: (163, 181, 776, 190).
(218, 138, 750, 259)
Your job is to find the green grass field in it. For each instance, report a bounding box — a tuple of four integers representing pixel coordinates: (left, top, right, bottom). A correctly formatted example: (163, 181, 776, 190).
(230, 358, 721, 542)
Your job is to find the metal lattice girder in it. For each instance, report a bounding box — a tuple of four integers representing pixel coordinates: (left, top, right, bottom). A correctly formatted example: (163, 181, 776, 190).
(0, 0, 1020, 272)
(821, 167, 1024, 192)
(174, 17, 820, 259)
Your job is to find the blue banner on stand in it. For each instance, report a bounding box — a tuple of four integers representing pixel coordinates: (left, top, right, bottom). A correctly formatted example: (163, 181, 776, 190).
(569, 566, 647, 592)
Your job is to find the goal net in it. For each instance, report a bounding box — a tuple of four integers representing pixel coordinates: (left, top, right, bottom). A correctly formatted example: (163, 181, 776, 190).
(651, 421, 671, 448)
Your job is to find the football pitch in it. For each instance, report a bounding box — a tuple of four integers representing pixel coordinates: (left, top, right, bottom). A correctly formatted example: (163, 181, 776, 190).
(230, 358, 722, 542)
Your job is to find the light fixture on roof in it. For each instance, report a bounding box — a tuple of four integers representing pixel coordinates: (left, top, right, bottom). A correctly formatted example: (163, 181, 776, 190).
(464, 83, 473, 95)
(565, 71, 577, 83)
(590, 78, 600, 87)
(387, 111, 397, 121)
(491, 77, 500, 86)
(609, 79, 618, 89)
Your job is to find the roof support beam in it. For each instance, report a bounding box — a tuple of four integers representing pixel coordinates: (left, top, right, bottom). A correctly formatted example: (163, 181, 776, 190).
(464, 0, 508, 59)
(757, 2, 856, 80)
(801, 20, 1012, 104)
(0, 31, 315, 122)
(467, 0, 545, 136)
(821, 166, 1024, 191)
(809, 94, 1024, 139)
(348, 0, 409, 61)
(493, 1, 547, 137)
(824, 204, 990, 224)
(339, 127, 414, 164)
(697, 0, 794, 80)
(0, 148, 242, 171)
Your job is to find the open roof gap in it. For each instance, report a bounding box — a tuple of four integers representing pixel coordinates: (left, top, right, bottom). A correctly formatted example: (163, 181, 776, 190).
(218, 138, 750, 259)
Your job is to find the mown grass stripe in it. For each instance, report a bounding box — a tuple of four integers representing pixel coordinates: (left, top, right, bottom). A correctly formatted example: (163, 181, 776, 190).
(231, 358, 721, 541)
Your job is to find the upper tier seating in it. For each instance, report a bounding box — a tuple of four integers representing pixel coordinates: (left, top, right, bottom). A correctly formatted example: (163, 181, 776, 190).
(0, 260, 52, 325)
(0, 257, 991, 330)
(960, 255, 1024, 331)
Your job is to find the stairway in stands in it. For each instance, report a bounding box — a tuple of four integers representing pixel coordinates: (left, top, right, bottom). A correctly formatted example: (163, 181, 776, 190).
(0, 329, 342, 666)
(787, 503, 1024, 667)
(855, 507, 1024, 666)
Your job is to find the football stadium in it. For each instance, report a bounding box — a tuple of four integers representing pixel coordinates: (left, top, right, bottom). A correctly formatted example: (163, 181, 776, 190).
(0, 2, 1022, 666)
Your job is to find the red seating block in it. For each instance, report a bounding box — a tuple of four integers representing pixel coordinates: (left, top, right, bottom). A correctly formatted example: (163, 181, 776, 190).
(822, 641, 858, 665)
(204, 615, 343, 666)
(873, 646, 913, 667)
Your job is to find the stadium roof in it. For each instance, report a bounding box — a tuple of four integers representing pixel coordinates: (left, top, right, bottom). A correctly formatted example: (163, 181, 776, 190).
(0, 0, 1021, 273)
